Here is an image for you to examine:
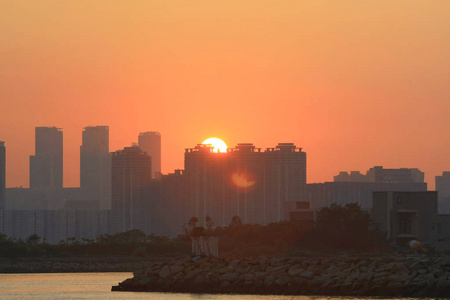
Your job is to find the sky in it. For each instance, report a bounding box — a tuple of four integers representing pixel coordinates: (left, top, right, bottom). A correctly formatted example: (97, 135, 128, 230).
(1, 1, 449, 189)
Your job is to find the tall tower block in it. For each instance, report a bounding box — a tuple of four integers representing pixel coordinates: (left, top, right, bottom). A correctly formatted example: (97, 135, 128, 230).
(0, 141, 5, 210)
(111, 146, 152, 233)
(80, 126, 111, 209)
(30, 127, 63, 189)
(138, 131, 161, 179)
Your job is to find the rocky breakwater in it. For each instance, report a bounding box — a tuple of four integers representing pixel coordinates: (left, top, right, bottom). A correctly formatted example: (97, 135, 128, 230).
(112, 256, 450, 297)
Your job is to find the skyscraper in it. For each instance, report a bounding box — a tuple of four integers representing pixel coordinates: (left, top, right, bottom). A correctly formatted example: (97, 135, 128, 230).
(111, 146, 152, 233)
(138, 132, 161, 179)
(0, 141, 5, 210)
(30, 127, 63, 190)
(80, 126, 111, 209)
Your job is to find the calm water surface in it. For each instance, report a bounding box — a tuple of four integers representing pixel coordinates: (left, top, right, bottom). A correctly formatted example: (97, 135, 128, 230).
(0, 272, 418, 300)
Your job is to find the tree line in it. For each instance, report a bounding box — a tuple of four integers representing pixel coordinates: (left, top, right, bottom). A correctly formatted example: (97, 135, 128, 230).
(0, 203, 387, 258)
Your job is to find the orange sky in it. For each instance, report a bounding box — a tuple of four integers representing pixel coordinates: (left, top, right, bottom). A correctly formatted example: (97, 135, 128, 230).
(1, 1, 450, 189)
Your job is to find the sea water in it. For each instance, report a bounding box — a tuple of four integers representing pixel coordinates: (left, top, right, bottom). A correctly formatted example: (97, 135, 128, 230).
(0, 272, 419, 300)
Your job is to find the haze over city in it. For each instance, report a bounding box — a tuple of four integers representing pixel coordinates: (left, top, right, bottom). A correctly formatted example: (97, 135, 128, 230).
(3, 2, 450, 299)
(1, 1, 450, 189)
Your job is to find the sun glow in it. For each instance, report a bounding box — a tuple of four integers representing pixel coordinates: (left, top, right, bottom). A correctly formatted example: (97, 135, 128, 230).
(231, 172, 256, 188)
(202, 137, 228, 153)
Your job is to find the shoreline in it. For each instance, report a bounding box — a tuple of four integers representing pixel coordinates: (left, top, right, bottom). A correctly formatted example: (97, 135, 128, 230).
(0, 257, 150, 273)
(112, 255, 450, 298)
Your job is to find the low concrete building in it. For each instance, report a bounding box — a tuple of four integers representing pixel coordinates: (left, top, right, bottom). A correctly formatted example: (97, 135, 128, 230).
(372, 191, 450, 249)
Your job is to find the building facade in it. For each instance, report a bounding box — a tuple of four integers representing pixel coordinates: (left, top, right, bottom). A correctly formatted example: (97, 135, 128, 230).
(436, 171, 450, 214)
(80, 126, 111, 209)
(0, 141, 5, 210)
(307, 181, 427, 211)
(0, 210, 109, 244)
(110, 146, 152, 234)
(30, 127, 63, 190)
(181, 142, 307, 228)
(159, 170, 185, 236)
(138, 131, 161, 179)
(372, 191, 450, 249)
(334, 166, 425, 184)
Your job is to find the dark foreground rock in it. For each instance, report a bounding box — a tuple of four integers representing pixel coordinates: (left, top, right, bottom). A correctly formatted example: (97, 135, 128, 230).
(112, 256, 450, 297)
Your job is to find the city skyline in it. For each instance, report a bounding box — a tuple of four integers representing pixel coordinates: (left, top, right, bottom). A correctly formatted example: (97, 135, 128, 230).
(0, 126, 446, 190)
(1, 2, 450, 189)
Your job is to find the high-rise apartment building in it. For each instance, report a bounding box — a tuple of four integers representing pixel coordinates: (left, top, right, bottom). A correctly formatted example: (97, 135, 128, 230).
(80, 126, 111, 209)
(181, 142, 307, 228)
(111, 146, 152, 233)
(138, 132, 161, 179)
(30, 127, 63, 190)
(0, 141, 5, 210)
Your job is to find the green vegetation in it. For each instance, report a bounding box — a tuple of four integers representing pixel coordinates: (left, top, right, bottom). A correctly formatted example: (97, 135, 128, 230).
(0, 203, 386, 259)
(195, 203, 385, 257)
(0, 230, 190, 259)
(298, 203, 383, 253)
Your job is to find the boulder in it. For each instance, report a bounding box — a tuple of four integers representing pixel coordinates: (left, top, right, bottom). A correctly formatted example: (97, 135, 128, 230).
(221, 272, 239, 282)
(159, 265, 171, 278)
(288, 264, 304, 277)
(300, 270, 314, 278)
(275, 275, 291, 286)
(170, 265, 184, 275)
(185, 269, 202, 281)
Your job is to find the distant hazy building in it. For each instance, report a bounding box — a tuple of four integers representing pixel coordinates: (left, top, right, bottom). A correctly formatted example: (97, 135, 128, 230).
(181, 142, 307, 229)
(5, 187, 90, 211)
(111, 146, 152, 233)
(160, 170, 185, 236)
(334, 166, 424, 184)
(367, 166, 424, 183)
(80, 126, 111, 209)
(436, 172, 450, 214)
(138, 132, 161, 179)
(0, 210, 109, 244)
(307, 181, 427, 211)
(334, 171, 366, 182)
(30, 127, 63, 190)
(0, 141, 5, 210)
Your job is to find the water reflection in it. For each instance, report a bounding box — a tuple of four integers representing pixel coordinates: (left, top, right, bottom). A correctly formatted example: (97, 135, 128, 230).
(0, 273, 424, 300)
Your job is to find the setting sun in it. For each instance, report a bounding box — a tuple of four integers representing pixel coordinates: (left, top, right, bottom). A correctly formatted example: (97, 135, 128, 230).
(202, 138, 227, 153)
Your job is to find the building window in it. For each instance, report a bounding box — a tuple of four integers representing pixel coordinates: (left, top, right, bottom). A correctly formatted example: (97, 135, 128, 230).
(296, 202, 309, 209)
(398, 213, 413, 235)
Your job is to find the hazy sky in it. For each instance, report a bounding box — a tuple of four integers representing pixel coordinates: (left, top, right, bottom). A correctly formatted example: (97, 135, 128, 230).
(1, 1, 449, 189)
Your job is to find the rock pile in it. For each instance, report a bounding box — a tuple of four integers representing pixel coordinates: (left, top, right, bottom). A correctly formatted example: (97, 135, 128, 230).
(113, 256, 450, 297)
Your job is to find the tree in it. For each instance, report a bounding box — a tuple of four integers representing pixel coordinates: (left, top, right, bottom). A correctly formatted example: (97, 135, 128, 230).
(182, 217, 199, 240)
(228, 216, 243, 229)
(26, 233, 41, 245)
(312, 203, 374, 250)
(188, 217, 199, 228)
